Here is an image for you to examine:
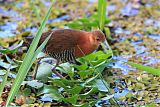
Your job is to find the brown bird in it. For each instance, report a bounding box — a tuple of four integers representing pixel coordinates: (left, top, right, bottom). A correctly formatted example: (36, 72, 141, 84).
(26, 29, 106, 78)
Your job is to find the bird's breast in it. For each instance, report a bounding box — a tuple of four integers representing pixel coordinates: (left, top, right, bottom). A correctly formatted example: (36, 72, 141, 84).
(74, 42, 98, 58)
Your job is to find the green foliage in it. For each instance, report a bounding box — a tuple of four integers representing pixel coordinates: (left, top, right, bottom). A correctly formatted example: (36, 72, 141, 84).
(127, 62, 160, 76)
(5, 1, 54, 105)
(0, 0, 160, 106)
(1, 0, 116, 106)
(65, 0, 117, 105)
(0, 55, 17, 98)
(38, 85, 63, 101)
(35, 62, 52, 82)
(67, 0, 109, 31)
(67, 13, 111, 31)
(37, 51, 111, 106)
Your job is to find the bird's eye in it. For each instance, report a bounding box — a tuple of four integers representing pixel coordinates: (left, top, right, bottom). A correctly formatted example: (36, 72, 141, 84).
(96, 38, 100, 41)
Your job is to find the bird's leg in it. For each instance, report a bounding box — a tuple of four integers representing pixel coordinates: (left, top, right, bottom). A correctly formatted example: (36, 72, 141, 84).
(32, 57, 45, 80)
(52, 60, 64, 78)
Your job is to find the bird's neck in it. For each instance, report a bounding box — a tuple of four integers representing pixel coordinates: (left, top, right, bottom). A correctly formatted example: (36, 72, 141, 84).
(75, 33, 98, 58)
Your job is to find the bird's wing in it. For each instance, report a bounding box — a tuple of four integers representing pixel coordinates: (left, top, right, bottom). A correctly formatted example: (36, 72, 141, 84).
(40, 29, 80, 54)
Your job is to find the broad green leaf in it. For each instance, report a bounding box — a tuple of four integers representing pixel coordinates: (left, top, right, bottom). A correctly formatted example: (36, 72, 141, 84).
(78, 70, 93, 79)
(27, 80, 43, 89)
(66, 85, 84, 95)
(74, 64, 88, 71)
(16, 88, 31, 98)
(38, 85, 63, 101)
(95, 61, 107, 72)
(52, 79, 68, 89)
(22, 88, 31, 97)
(57, 63, 75, 78)
(57, 63, 74, 73)
(95, 79, 108, 92)
(52, 79, 82, 88)
(36, 62, 52, 82)
(61, 95, 78, 104)
(90, 59, 106, 66)
(80, 54, 96, 62)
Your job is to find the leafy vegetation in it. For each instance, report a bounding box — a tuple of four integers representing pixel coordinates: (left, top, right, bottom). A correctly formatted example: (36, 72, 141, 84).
(0, 0, 160, 106)
(1, 0, 117, 106)
(37, 51, 112, 106)
(67, 13, 111, 31)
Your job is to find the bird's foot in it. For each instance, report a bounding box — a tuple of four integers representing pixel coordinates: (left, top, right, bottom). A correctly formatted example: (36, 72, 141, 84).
(52, 69, 64, 78)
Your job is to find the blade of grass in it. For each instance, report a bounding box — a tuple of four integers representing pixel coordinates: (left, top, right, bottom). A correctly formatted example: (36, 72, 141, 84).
(5, 1, 54, 105)
(0, 69, 10, 97)
(31, 32, 52, 64)
(98, 0, 107, 30)
(26, 31, 51, 80)
(127, 61, 160, 76)
(98, 0, 112, 57)
(98, 0, 119, 106)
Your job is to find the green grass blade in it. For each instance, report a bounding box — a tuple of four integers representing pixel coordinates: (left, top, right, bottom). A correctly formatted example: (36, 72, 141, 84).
(127, 62, 160, 76)
(0, 69, 10, 97)
(31, 33, 52, 64)
(5, 2, 54, 105)
(25, 33, 51, 80)
(98, 0, 119, 106)
(98, 0, 107, 30)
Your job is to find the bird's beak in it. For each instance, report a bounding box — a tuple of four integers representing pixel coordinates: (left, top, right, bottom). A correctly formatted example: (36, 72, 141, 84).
(100, 40, 112, 54)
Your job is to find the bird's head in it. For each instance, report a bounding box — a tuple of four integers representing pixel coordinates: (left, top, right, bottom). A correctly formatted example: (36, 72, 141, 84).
(91, 30, 106, 45)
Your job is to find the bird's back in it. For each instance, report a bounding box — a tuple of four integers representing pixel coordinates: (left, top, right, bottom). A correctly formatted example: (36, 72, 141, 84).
(40, 29, 85, 53)
(39, 29, 87, 63)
